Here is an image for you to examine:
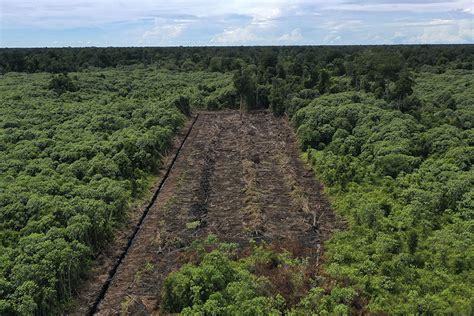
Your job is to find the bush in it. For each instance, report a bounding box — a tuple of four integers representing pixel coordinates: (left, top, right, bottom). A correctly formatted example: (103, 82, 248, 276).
(161, 242, 281, 314)
(48, 73, 77, 95)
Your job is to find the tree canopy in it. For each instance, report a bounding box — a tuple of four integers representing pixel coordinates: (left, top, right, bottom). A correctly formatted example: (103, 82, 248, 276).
(0, 44, 472, 314)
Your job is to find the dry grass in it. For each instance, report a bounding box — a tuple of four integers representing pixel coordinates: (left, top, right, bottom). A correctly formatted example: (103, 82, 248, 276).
(239, 121, 265, 236)
(276, 152, 311, 215)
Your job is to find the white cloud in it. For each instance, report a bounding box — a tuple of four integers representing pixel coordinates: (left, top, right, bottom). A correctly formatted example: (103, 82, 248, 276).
(142, 24, 185, 42)
(210, 3, 285, 44)
(324, 34, 342, 44)
(325, 0, 473, 13)
(383, 18, 473, 44)
(142, 18, 187, 44)
(2, 0, 472, 30)
(325, 20, 363, 33)
(251, 7, 282, 28)
(210, 26, 259, 45)
(408, 19, 473, 43)
(400, 19, 460, 27)
(1, 0, 472, 46)
(278, 28, 303, 42)
(0, 0, 335, 30)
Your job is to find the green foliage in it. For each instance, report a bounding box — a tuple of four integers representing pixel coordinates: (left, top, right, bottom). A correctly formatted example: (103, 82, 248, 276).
(161, 237, 353, 315)
(233, 65, 258, 111)
(161, 238, 284, 314)
(0, 66, 230, 314)
(414, 69, 474, 130)
(318, 69, 331, 94)
(0, 45, 472, 315)
(48, 73, 77, 95)
(269, 78, 288, 116)
(290, 287, 356, 315)
(390, 70, 414, 101)
(173, 95, 192, 117)
(162, 249, 280, 315)
(295, 74, 473, 313)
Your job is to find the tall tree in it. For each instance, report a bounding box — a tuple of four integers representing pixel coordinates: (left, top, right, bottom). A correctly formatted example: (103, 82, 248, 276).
(318, 69, 331, 94)
(233, 65, 257, 117)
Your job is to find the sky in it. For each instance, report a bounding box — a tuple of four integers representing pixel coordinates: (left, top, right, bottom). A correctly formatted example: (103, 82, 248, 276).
(0, 0, 472, 47)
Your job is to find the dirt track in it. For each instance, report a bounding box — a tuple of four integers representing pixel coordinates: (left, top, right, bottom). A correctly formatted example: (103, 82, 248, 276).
(87, 111, 335, 315)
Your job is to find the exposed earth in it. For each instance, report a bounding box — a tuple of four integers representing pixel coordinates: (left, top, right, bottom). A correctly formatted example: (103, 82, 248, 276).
(75, 111, 336, 315)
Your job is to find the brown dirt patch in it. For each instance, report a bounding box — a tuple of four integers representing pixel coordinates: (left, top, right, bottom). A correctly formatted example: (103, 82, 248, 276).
(78, 111, 336, 315)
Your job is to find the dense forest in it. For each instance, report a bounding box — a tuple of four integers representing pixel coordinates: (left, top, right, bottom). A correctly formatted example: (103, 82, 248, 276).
(0, 45, 473, 314)
(0, 65, 232, 314)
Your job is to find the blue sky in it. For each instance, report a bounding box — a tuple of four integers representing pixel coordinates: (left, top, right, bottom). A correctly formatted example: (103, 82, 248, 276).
(0, 0, 472, 47)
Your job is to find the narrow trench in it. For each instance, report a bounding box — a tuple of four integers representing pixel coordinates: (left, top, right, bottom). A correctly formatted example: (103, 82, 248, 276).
(86, 114, 199, 316)
(87, 111, 334, 315)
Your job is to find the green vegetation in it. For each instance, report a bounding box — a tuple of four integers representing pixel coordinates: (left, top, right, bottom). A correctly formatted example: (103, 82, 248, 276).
(160, 46, 472, 314)
(294, 71, 473, 313)
(161, 236, 351, 315)
(162, 240, 282, 315)
(162, 236, 361, 315)
(0, 45, 472, 314)
(0, 66, 231, 314)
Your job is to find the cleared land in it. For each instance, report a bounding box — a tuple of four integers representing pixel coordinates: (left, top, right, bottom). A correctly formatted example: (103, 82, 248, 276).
(82, 111, 335, 315)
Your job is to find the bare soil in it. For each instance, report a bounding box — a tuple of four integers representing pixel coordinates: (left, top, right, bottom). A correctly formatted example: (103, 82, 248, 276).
(78, 111, 336, 315)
